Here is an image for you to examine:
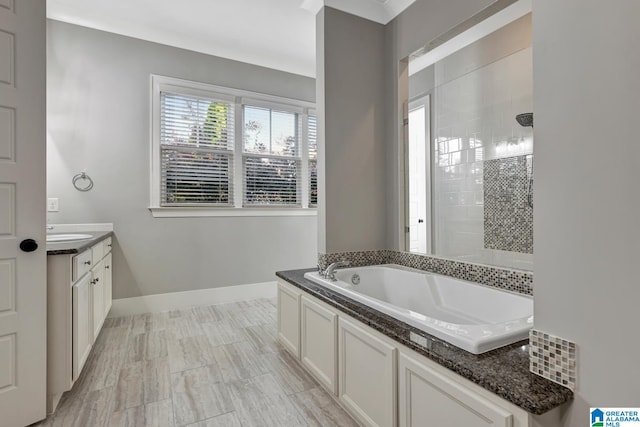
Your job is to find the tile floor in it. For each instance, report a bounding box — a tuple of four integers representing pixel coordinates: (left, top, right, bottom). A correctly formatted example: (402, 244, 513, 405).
(33, 298, 359, 427)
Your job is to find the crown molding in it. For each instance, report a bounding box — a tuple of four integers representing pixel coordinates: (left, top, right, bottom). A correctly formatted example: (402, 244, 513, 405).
(301, 0, 415, 24)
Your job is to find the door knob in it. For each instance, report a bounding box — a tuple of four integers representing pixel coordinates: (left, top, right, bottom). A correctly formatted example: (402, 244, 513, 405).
(20, 239, 38, 252)
(418, 219, 424, 223)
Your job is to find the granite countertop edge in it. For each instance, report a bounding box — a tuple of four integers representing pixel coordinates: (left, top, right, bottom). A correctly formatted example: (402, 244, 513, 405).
(275, 268, 573, 415)
(46, 231, 114, 255)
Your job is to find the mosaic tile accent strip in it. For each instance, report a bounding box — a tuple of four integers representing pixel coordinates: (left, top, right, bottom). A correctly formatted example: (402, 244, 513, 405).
(484, 155, 533, 254)
(318, 250, 533, 296)
(318, 250, 390, 271)
(529, 329, 576, 391)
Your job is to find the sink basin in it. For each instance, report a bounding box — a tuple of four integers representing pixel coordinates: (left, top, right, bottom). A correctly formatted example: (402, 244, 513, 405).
(46, 233, 94, 243)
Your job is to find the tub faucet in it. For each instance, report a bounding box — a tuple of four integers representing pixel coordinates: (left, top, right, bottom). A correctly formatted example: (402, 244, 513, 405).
(322, 261, 351, 281)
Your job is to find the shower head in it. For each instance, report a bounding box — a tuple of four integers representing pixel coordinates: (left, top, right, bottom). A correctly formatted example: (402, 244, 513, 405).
(516, 113, 533, 127)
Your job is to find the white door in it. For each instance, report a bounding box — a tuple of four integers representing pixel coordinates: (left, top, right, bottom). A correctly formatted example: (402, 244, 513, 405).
(0, 1, 47, 426)
(407, 96, 430, 254)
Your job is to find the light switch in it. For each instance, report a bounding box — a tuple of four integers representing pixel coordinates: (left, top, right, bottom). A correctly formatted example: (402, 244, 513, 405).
(47, 198, 59, 212)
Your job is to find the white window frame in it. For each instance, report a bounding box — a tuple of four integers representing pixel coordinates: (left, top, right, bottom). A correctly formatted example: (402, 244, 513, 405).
(150, 75, 317, 217)
(307, 109, 317, 207)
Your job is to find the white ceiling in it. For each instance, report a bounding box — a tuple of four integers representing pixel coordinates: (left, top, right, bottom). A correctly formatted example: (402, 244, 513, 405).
(47, 0, 414, 78)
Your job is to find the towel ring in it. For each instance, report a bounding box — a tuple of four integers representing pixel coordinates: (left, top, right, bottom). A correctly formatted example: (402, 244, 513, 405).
(72, 172, 94, 192)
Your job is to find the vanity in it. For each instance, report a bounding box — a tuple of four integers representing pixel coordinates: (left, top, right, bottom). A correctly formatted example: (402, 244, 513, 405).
(46, 229, 114, 413)
(276, 269, 572, 427)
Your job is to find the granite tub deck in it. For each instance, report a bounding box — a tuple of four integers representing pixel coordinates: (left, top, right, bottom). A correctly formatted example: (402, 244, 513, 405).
(46, 231, 113, 255)
(276, 269, 573, 415)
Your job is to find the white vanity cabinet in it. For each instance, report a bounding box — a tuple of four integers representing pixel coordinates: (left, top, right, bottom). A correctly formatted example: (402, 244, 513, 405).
(276, 278, 533, 427)
(47, 235, 113, 413)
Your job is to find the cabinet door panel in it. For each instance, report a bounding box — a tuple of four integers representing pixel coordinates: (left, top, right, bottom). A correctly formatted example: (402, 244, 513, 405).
(338, 317, 396, 427)
(102, 236, 112, 255)
(72, 250, 92, 282)
(91, 241, 104, 265)
(301, 296, 337, 394)
(72, 274, 92, 381)
(399, 353, 512, 427)
(277, 281, 301, 358)
(103, 253, 112, 317)
(91, 260, 105, 339)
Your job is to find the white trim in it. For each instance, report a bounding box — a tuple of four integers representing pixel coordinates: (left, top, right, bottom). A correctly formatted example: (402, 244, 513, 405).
(301, 0, 415, 24)
(300, 112, 310, 207)
(149, 207, 317, 218)
(152, 75, 314, 110)
(107, 281, 277, 317)
(233, 97, 244, 208)
(47, 223, 114, 232)
(150, 75, 161, 210)
(300, 0, 324, 14)
(241, 97, 305, 114)
(409, 0, 531, 76)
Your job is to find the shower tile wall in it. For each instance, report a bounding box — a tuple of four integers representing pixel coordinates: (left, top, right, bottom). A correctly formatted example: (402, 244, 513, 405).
(484, 155, 533, 253)
(433, 47, 533, 270)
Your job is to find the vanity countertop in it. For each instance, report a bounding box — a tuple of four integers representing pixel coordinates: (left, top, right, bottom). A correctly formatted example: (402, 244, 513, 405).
(46, 231, 113, 256)
(276, 268, 573, 415)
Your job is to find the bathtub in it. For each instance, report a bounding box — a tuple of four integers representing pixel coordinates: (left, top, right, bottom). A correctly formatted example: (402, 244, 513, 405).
(303, 264, 533, 354)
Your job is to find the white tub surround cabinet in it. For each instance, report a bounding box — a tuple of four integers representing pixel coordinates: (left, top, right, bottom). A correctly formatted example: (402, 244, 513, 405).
(47, 235, 113, 413)
(277, 279, 531, 427)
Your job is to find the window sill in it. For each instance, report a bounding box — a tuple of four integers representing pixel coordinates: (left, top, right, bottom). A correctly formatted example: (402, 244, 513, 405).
(148, 207, 318, 218)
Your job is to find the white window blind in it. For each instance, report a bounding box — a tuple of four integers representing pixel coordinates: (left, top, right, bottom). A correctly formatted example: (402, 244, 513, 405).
(308, 114, 317, 207)
(151, 75, 317, 215)
(242, 105, 301, 206)
(160, 92, 234, 205)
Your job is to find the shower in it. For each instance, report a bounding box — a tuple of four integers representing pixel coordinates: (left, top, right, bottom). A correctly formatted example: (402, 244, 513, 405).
(515, 113, 533, 127)
(515, 113, 534, 207)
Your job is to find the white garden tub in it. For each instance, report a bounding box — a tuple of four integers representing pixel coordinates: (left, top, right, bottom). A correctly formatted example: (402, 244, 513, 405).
(304, 264, 533, 354)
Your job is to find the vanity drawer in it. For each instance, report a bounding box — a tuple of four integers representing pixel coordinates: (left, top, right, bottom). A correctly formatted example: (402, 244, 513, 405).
(72, 250, 92, 281)
(102, 236, 112, 255)
(91, 241, 104, 264)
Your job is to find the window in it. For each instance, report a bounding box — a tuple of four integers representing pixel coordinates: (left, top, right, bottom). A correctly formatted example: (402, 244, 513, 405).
(160, 92, 234, 206)
(150, 75, 317, 216)
(308, 113, 317, 206)
(243, 105, 300, 206)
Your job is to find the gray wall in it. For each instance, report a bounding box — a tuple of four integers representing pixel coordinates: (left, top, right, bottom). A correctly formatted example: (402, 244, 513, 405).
(316, 8, 387, 253)
(47, 20, 317, 299)
(408, 65, 434, 100)
(533, 0, 640, 425)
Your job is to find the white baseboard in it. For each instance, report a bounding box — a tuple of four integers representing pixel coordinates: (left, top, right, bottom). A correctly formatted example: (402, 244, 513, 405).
(108, 281, 277, 317)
